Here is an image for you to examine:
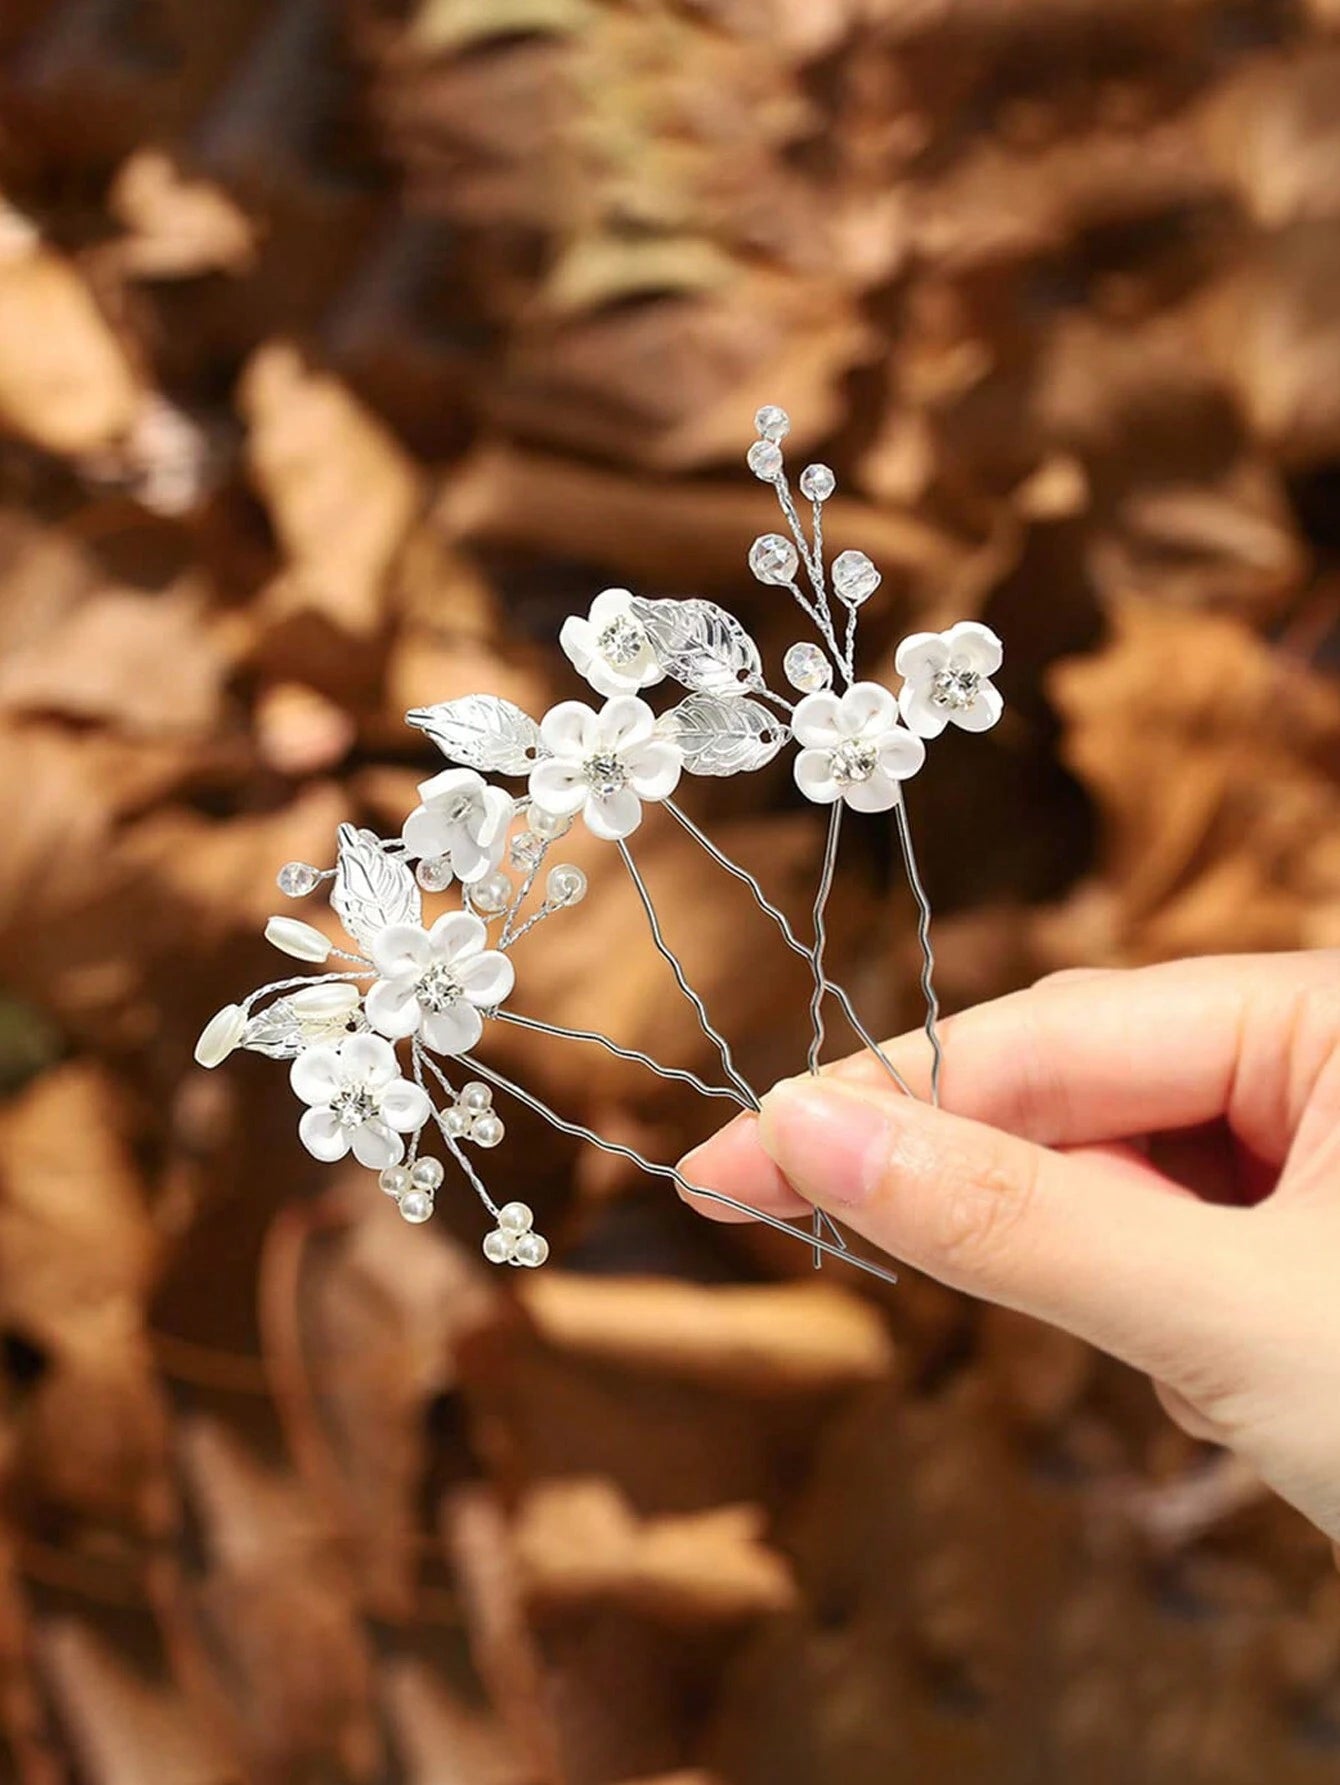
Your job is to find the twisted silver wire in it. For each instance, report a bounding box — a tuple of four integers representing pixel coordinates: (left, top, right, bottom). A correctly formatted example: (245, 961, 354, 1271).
(616, 839, 761, 1111)
(414, 1044, 501, 1218)
(457, 1052, 898, 1287)
(494, 1009, 746, 1105)
(663, 802, 915, 1099)
(893, 790, 943, 1105)
(804, 803, 844, 1266)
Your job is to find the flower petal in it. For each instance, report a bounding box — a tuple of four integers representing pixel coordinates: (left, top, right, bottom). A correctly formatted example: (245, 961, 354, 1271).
(379, 1080, 431, 1132)
(584, 658, 643, 698)
(894, 631, 949, 682)
(625, 738, 682, 803)
(584, 788, 643, 840)
(428, 909, 487, 962)
(876, 726, 927, 780)
(365, 977, 423, 1040)
(402, 805, 453, 865)
(372, 922, 433, 979)
(951, 681, 1004, 732)
(794, 748, 840, 804)
(559, 615, 596, 673)
(589, 586, 633, 626)
(944, 621, 1003, 677)
(528, 758, 587, 815)
(449, 834, 490, 883)
(455, 948, 515, 1008)
(598, 695, 656, 752)
(299, 1106, 351, 1162)
(351, 1118, 402, 1171)
(838, 682, 898, 738)
(420, 1004, 484, 1056)
(898, 682, 949, 739)
(416, 766, 481, 807)
(340, 1032, 399, 1087)
(791, 691, 843, 749)
(474, 786, 514, 850)
(844, 767, 900, 813)
(290, 1045, 343, 1107)
(539, 699, 598, 760)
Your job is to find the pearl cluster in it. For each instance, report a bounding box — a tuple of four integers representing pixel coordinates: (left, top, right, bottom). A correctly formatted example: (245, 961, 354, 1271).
(481, 1200, 549, 1268)
(441, 1079, 505, 1148)
(378, 1153, 444, 1224)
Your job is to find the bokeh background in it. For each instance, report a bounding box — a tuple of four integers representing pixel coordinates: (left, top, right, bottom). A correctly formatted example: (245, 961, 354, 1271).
(0, 1, 1338, 1780)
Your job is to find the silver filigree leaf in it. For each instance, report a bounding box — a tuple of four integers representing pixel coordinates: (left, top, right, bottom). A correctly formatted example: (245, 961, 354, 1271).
(331, 823, 421, 951)
(629, 597, 762, 699)
(661, 695, 788, 777)
(241, 998, 363, 1059)
(406, 695, 544, 774)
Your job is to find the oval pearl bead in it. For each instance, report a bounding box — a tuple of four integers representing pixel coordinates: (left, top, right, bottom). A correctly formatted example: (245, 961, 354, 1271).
(194, 1003, 246, 1068)
(264, 917, 332, 963)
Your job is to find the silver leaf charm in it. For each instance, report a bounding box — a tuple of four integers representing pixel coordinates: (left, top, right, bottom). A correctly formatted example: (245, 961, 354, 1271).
(661, 694, 788, 776)
(629, 597, 762, 699)
(406, 695, 544, 774)
(331, 823, 421, 950)
(242, 996, 363, 1059)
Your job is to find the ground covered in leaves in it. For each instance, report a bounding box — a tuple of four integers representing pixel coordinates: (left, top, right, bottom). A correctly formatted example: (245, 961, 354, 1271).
(1, 1, 1340, 1781)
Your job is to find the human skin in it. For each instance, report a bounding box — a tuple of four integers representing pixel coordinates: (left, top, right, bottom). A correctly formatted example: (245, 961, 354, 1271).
(678, 953, 1340, 1550)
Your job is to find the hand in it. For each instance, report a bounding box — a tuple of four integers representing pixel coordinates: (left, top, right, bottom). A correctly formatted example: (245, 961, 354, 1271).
(679, 953, 1340, 1548)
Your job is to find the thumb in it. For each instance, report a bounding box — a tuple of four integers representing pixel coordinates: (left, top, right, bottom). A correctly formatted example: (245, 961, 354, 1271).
(757, 1077, 1258, 1390)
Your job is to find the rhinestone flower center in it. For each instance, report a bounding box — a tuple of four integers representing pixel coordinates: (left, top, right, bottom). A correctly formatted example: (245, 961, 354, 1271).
(596, 616, 646, 667)
(331, 1084, 377, 1128)
(829, 739, 879, 786)
(583, 752, 629, 798)
(931, 664, 981, 711)
(417, 960, 464, 1012)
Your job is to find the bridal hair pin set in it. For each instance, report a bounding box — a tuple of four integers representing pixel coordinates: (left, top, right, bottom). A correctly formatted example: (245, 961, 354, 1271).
(195, 406, 1004, 1284)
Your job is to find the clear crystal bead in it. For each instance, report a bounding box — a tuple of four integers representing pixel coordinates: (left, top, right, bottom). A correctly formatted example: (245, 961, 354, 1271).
(277, 861, 319, 897)
(417, 961, 463, 1012)
(931, 665, 982, 711)
(415, 855, 453, 892)
(746, 439, 784, 481)
(583, 753, 628, 797)
(784, 643, 833, 693)
(799, 463, 836, 501)
(330, 1085, 377, 1128)
(829, 739, 879, 787)
(754, 405, 791, 442)
(509, 831, 546, 871)
(831, 550, 881, 606)
(546, 863, 587, 907)
(470, 870, 513, 916)
(748, 533, 799, 585)
(595, 615, 646, 667)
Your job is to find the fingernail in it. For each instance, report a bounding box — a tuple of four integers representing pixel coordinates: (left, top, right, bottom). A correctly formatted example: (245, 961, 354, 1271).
(757, 1080, 889, 1208)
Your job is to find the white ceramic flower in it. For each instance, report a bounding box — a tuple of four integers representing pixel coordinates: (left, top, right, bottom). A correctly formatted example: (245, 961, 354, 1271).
(791, 681, 926, 812)
(402, 767, 514, 884)
(559, 588, 665, 698)
(365, 911, 515, 1054)
(895, 621, 1003, 738)
(290, 1032, 430, 1170)
(527, 696, 682, 841)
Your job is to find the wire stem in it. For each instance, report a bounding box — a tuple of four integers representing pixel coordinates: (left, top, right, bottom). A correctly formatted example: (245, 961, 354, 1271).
(893, 790, 943, 1105)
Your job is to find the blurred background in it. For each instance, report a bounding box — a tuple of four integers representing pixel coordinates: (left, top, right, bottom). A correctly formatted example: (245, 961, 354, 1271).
(0, 0, 1338, 1780)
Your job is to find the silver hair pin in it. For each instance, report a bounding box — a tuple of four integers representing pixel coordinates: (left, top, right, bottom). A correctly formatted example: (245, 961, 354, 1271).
(194, 406, 1004, 1284)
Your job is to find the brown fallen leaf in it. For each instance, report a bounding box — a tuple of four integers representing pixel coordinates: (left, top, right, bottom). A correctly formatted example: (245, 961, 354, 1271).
(0, 246, 140, 455)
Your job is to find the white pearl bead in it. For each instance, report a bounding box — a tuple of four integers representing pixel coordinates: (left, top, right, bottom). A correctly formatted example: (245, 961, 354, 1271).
(459, 1081, 492, 1116)
(472, 1113, 504, 1149)
(545, 864, 587, 907)
(470, 870, 513, 916)
(399, 1189, 434, 1224)
(497, 1200, 532, 1235)
(264, 917, 332, 963)
(482, 1228, 513, 1264)
(288, 982, 361, 1018)
(194, 1003, 246, 1068)
(512, 1232, 549, 1269)
(410, 1156, 444, 1192)
(443, 1105, 470, 1137)
(528, 805, 571, 841)
(379, 1164, 411, 1198)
